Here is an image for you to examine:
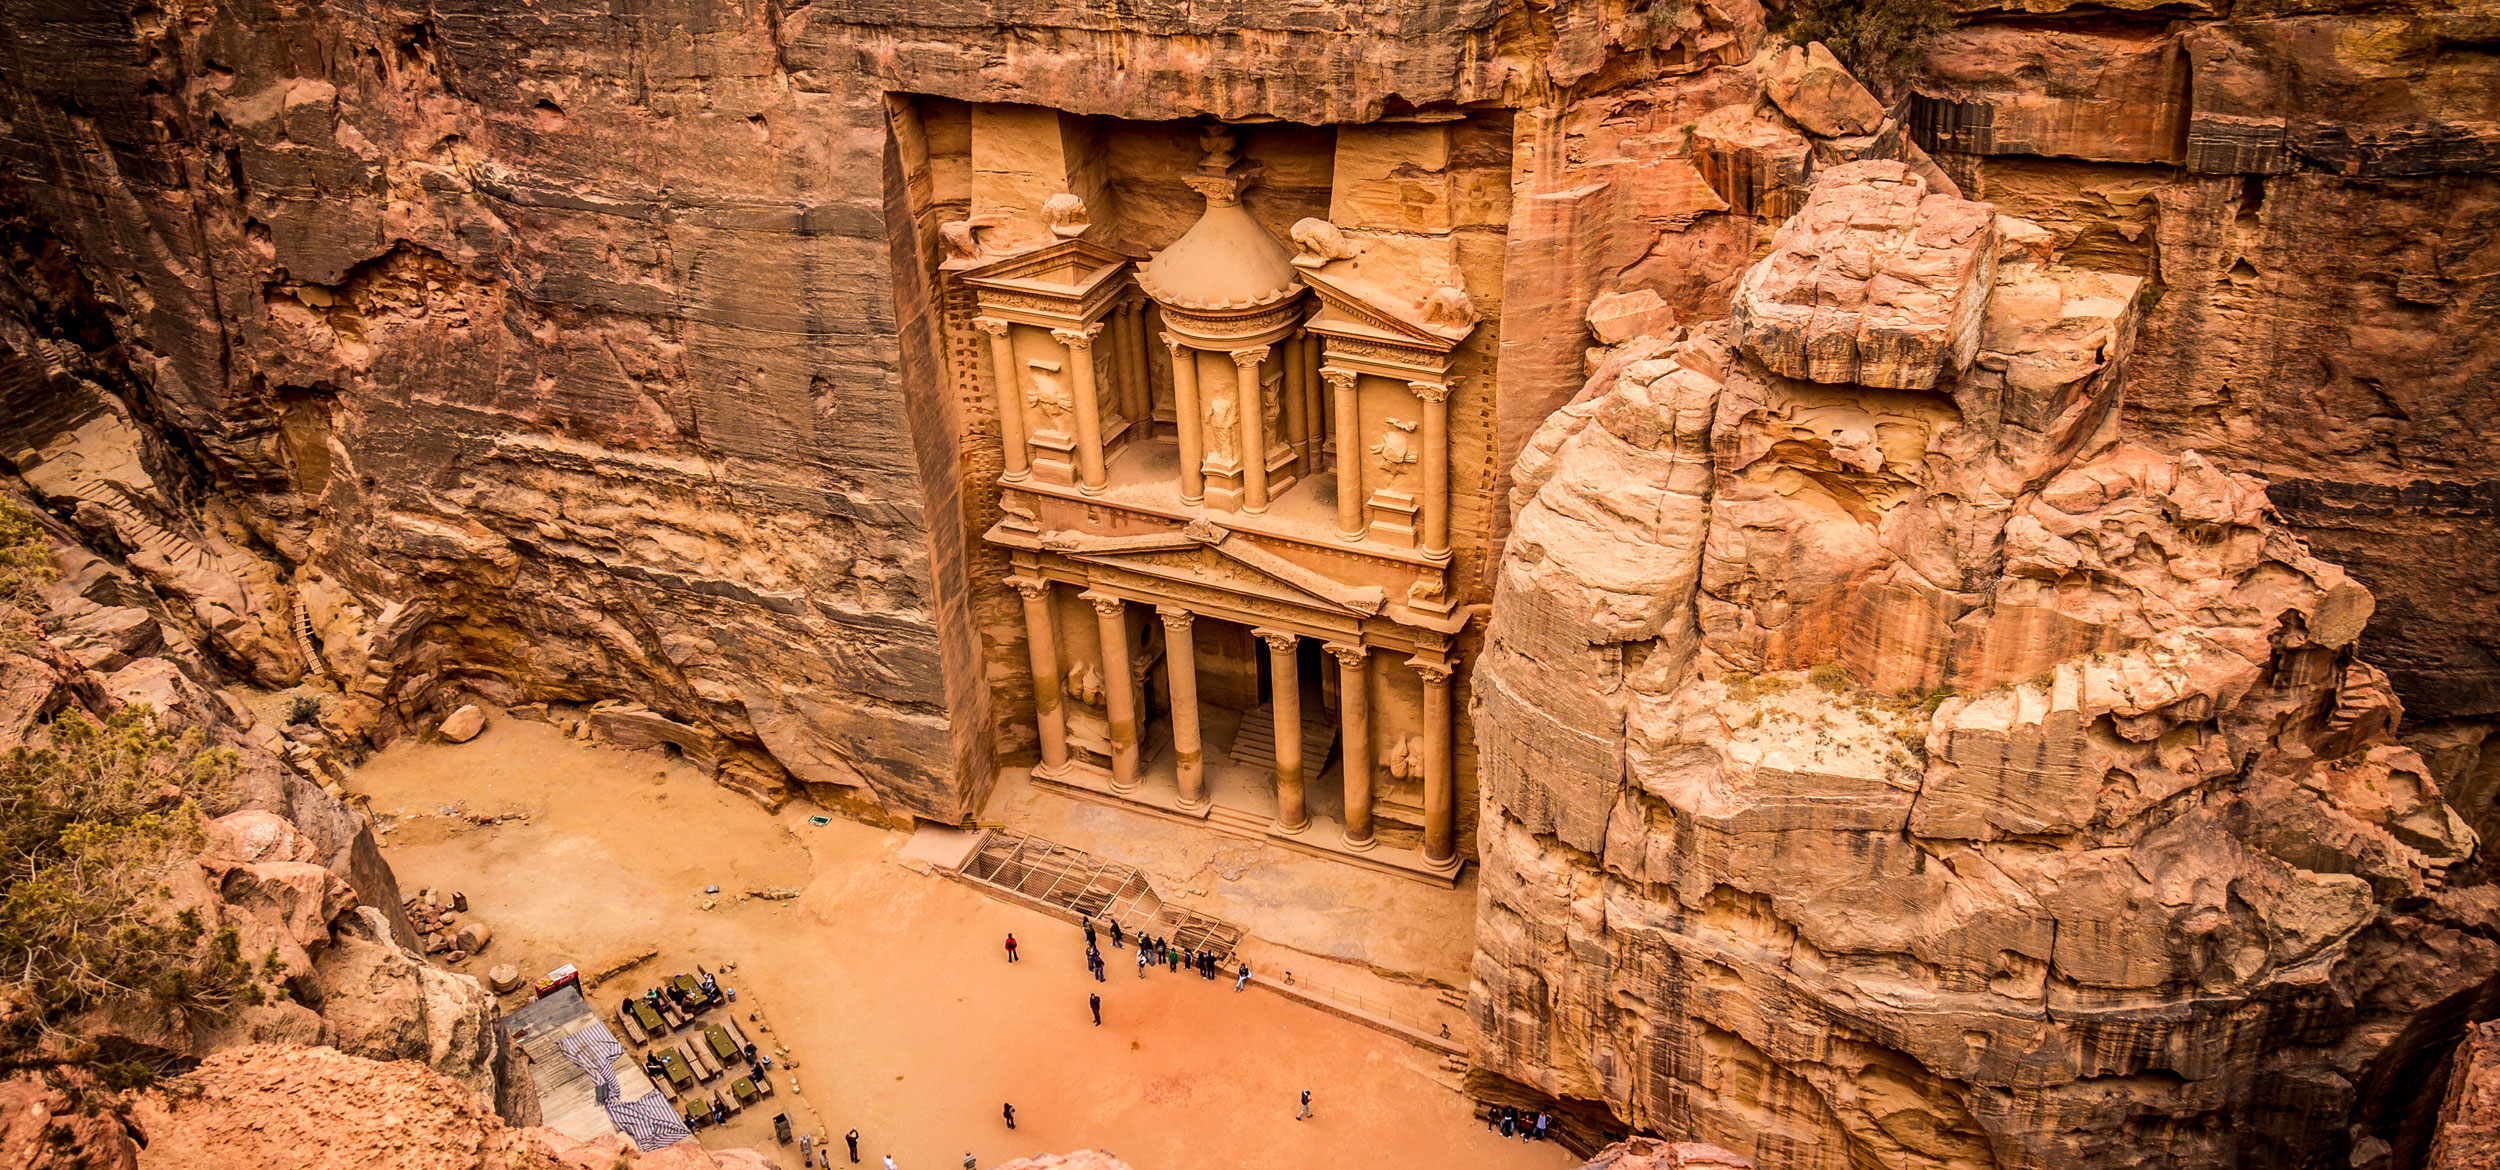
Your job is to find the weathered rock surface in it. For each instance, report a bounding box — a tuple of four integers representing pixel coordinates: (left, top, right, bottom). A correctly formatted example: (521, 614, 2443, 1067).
(112, 1045, 763, 1170)
(1730, 162, 1998, 390)
(1584, 1139, 1755, 1170)
(2427, 1021, 2500, 1170)
(1472, 162, 2493, 1169)
(1905, 11, 2500, 732)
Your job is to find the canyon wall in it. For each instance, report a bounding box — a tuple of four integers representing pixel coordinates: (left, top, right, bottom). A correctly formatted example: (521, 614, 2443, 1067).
(1901, 1, 2500, 817)
(1468, 158, 2492, 1168)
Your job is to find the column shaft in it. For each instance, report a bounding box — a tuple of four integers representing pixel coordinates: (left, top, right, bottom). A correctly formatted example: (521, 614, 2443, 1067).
(1117, 304, 1148, 429)
(1281, 335, 1309, 476)
(978, 318, 1028, 480)
(1303, 335, 1327, 468)
(1417, 659, 1457, 864)
(1058, 325, 1108, 494)
(1085, 591, 1139, 791)
(1327, 369, 1363, 540)
(1233, 347, 1271, 513)
(1013, 579, 1066, 774)
(1164, 334, 1204, 505)
(1415, 381, 1451, 557)
(1258, 630, 1307, 832)
(1161, 608, 1206, 809)
(1328, 642, 1374, 849)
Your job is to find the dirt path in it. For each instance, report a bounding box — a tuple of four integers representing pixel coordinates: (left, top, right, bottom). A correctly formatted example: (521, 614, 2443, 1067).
(350, 717, 1576, 1170)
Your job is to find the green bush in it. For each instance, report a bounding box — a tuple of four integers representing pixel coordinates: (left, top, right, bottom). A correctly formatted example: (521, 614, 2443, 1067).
(1770, 0, 1952, 98)
(0, 496, 55, 648)
(0, 704, 273, 1080)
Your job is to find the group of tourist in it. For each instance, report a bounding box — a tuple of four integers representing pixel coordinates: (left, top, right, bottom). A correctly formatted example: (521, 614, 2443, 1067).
(1068, 914, 1243, 987)
(1489, 1104, 1553, 1142)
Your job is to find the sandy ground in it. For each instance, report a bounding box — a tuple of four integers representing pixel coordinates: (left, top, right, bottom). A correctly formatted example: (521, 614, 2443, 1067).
(350, 717, 1574, 1170)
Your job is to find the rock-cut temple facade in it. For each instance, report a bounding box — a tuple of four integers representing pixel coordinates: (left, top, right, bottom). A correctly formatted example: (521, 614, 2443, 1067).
(921, 105, 1511, 882)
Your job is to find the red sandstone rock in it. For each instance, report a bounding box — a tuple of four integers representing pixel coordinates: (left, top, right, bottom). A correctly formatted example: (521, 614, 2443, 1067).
(1730, 161, 1999, 390)
(1475, 161, 2492, 1168)
(2427, 1021, 2500, 1170)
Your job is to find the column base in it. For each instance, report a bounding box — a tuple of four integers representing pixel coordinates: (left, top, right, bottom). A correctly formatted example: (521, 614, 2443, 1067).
(1271, 816, 1311, 836)
(1177, 794, 1212, 814)
(1079, 482, 1108, 498)
(1341, 831, 1377, 853)
(1421, 849, 1462, 877)
(1335, 528, 1364, 543)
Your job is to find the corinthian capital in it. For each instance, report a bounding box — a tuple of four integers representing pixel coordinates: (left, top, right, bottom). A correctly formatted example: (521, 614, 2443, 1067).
(974, 316, 1011, 338)
(1323, 641, 1368, 670)
(1230, 346, 1271, 369)
(1321, 367, 1358, 391)
(1053, 323, 1106, 349)
(1407, 380, 1450, 404)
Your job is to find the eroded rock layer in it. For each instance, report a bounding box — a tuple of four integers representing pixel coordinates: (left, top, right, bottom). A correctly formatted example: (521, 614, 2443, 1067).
(1470, 161, 2495, 1169)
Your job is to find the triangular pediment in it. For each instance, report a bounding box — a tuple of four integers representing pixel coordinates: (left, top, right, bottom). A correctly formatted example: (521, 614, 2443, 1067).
(961, 237, 1135, 297)
(1298, 268, 1470, 351)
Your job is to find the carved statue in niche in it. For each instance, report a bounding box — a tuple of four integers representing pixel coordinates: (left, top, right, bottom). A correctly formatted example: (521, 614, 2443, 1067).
(1025, 363, 1073, 427)
(940, 221, 983, 263)
(1370, 417, 1420, 476)
(1419, 286, 1476, 329)
(1262, 373, 1283, 447)
(1290, 217, 1358, 268)
(1043, 192, 1089, 239)
(1384, 735, 1424, 781)
(1066, 661, 1105, 708)
(1208, 394, 1241, 462)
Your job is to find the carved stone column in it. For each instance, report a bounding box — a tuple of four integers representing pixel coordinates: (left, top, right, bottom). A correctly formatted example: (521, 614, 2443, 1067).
(1304, 335, 1328, 469)
(1413, 657, 1457, 866)
(1232, 346, 1272, 513)
(1084, 590, 1139, 791)
(1160, 607, 1206, 811)
(1411, 379, 1451, 557)
(1056, 324, 1108, 494)
(1011, 577, 1066, 775)
(1325, 368, 1362, 540)
(1117, 302, 1149, 429)
(1163, 332, 1204, 505)
(1282, 333, 1310, 475)
(1326, 641, 1375, 850)
(976, 317, 1029, 481)
(1256, 628, 1307, 832)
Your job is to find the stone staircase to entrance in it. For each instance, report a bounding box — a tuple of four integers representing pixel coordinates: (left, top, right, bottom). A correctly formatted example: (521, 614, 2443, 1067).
(1229, 702, 1334, 778)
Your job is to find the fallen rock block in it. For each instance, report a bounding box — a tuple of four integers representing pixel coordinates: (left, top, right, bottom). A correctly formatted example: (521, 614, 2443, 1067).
(438, 705, 485, 743)
(487, 964, 523, 994)
(1765, 42, 1885, 137)
(455, 922, 492, 953)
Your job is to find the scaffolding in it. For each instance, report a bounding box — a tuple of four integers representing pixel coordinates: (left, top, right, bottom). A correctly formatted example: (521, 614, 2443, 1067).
(959, 830, 1242, 958)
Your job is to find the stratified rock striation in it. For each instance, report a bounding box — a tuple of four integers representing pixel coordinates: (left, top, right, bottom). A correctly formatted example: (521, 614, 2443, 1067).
(1471, 160, 2493, 1169)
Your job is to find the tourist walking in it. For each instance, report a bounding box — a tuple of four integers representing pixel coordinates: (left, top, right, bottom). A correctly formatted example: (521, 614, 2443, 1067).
(1168, 947, 1180, 972)
(1089, 992, 1102, 1025)
(1003, 1103, 1016, 1130)
(1004, 933, 1018, 963)
(1110, 920, 1124, 948)
(964, 1153, 977, 1170)
(1137, 950, 1149, 978)
(1297, 1090, 1312, 1120)
(1083, 917, 1097, 948)
(1235, 963, 1251, 992)
(846, 1129, 861, 1162)
(884, 1156, 898, 1170)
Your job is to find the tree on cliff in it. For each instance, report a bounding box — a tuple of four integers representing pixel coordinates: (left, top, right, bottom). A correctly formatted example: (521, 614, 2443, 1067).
(0, 495, 54, 648)
(0, 704, 278, 1086)
(1770, 0, 1951, 96)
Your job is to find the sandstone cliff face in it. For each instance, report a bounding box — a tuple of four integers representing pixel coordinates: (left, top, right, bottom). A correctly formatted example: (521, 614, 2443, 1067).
(1470, 160, 2493, 1169)
(1903, 3, 2500, 753)
(1, 492, 528, 1123)
(0, 0, 1922, 822)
